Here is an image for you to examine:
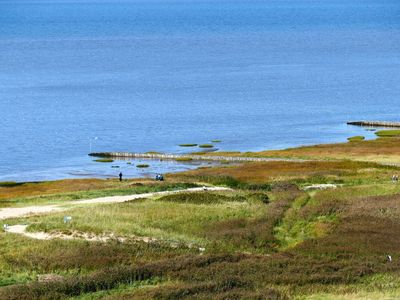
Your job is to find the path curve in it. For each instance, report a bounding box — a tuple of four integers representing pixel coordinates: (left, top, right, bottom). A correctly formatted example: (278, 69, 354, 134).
(0, 186, 230, 220)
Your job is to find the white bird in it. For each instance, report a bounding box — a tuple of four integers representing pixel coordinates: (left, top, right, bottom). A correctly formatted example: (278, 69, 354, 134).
(387, 255, 392, 262)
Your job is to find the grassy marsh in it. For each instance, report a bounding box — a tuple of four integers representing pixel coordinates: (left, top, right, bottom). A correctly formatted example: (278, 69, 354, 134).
(4, 137, 400, 299)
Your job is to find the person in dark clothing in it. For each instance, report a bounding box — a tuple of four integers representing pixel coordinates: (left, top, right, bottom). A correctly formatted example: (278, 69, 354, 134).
(119, 172, 123, 182)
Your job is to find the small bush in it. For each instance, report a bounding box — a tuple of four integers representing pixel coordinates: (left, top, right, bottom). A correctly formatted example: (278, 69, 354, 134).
(248, 192, 270, 204)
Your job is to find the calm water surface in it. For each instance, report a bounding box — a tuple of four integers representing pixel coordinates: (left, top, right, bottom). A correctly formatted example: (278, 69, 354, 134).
(1, 0, 400, 181)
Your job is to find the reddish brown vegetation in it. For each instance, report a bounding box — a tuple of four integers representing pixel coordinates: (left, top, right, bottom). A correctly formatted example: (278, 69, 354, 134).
(174, 160, 379, 183)
(257, 137, 400, 161)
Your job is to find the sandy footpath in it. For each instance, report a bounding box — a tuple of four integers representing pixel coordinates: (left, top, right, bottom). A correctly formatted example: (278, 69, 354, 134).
(0, 186, 230, 220)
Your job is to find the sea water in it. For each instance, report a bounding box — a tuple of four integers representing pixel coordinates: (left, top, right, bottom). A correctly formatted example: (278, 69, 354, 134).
(1, 0, 399, 181)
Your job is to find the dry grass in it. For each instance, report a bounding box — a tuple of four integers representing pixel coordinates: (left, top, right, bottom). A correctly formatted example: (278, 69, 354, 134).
(3, 185, 400, 299)
(253, 137, 400, 163)
(0, 178, 174, 201)
(172, 160, 386, 184)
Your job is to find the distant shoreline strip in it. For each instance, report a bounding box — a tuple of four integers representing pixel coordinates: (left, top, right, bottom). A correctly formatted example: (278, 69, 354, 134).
(347, 121, 400, 128)
(89, 152, 307, 163)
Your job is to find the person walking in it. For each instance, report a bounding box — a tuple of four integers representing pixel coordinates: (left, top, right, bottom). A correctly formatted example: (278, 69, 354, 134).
(119, 172, 123, 182)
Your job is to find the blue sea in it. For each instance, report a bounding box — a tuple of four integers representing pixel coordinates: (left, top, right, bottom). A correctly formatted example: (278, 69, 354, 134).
(1, 0, 400, 182)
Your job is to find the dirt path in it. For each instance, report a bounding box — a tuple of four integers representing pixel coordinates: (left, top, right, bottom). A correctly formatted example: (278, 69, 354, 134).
(5, 224, 206, 252)
(0, 186, 230, 220)
(6, 224, 126, 242)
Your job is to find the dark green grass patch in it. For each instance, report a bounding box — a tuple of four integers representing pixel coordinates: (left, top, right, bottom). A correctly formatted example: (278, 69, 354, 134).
(179, 144, 198, 147)
(136, 164, 150, 168)
(175, 157, 193, 162)
(157, 192, 245, 205)
(94, 159, 114, 163)
(347, 136, 365, 142)
(211, 140, 221, 143)
(199, 144, 214, 148)
(0, 182, 23, 188)
(375, 130, 400, 137)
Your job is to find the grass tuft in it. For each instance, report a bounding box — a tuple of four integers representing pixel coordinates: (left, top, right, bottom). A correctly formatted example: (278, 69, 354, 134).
(94, 159, 114, 163)
(136, 164, 150, 168)
(347, 136, 365, 142)
(375, 130, 400, 137)
(199, 144, 214, 148)
(175, 157, 193, 162)
(0, 182, 22, 188)
(179, 144, 198, 147)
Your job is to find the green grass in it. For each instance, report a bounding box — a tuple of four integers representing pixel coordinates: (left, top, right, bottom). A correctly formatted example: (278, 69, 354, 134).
(6, 146, 400, 299)
(347, 136, 365, 142)
(0, 183, 198, 208)
(94, 159, 114, 163)
(145, 151, 162, 154)
(175, 157, 193, 162)
(178, 144, 198, 147)
(0, 182, 22, 188)
(375, 130, 400, 137)
(22, 191, 263, 247)
(136, 164, 150, 168)
(199, 144, 214, 148)
(211, 140, 221, 143)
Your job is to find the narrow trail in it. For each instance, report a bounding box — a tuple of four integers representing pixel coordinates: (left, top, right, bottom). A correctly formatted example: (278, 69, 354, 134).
(0, 186, 230, 220)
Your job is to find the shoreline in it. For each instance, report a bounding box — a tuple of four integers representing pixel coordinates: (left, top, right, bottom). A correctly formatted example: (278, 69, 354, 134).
(88, 151, 309, 163)
(2, 125, 399, 184)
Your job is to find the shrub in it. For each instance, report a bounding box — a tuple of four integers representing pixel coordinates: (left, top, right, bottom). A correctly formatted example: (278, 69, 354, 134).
(248, 192, 270, 204)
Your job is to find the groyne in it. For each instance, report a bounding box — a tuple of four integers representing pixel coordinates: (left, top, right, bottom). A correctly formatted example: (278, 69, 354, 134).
(347, 121, 400, 128)
(89, 152, 306, 163)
